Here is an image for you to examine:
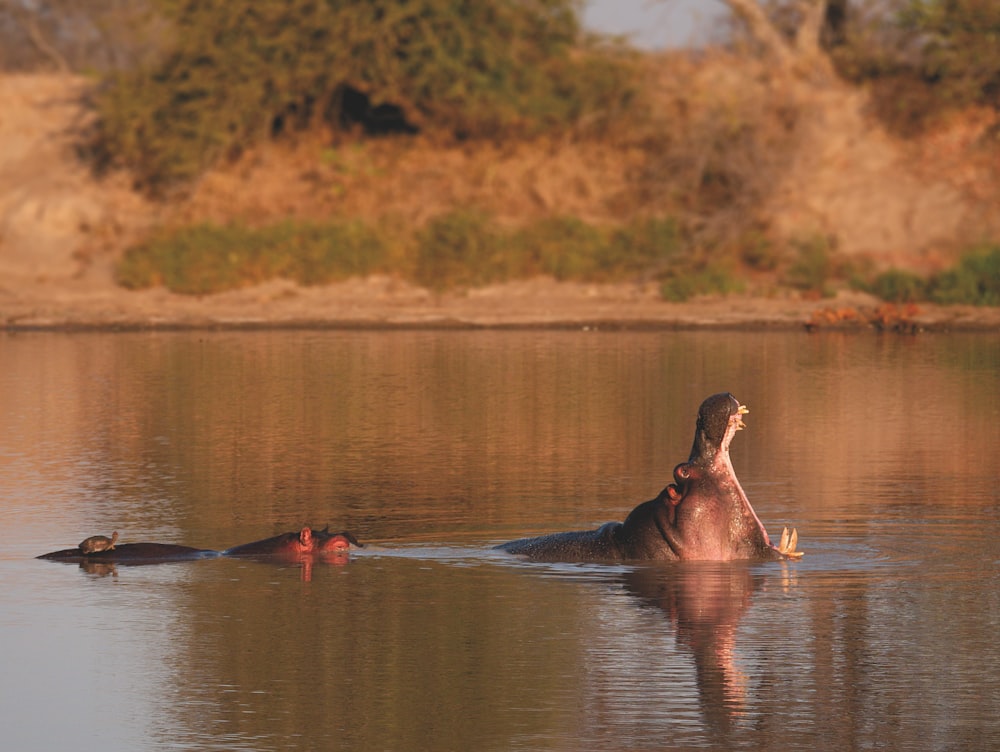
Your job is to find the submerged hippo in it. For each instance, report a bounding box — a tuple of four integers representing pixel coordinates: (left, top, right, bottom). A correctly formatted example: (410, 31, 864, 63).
(37, 541, 218, 564)
(38, 526, 362, 565)
(498, 392, 802, 562)
(222, 526, 363, 557)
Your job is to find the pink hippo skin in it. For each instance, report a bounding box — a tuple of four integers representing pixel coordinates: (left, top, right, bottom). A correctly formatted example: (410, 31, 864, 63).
(498, 393, 803, 562)
(223, 526, 363, 580)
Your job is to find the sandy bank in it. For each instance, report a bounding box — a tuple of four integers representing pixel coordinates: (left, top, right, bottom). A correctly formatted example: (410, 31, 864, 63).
(3, 274, 998, 332)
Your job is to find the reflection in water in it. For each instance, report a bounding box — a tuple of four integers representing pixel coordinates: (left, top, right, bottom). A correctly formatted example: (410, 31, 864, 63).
(621, 564, 761, 734)
(1, 330, 1000, 751)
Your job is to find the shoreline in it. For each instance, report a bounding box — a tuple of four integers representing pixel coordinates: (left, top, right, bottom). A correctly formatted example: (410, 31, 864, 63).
(2, 275, 999, 333)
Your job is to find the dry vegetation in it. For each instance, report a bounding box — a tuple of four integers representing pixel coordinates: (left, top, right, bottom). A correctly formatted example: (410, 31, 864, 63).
(1, 0, 999, 328)
(166, 47, 1000, 269)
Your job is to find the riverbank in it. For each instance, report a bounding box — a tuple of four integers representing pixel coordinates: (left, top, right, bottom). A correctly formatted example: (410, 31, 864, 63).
(2, 72, 999, 333)
(3, 273, 999, 331)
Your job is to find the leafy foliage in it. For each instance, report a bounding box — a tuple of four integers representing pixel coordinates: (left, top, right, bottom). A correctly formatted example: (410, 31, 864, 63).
(783, 234, 837, 297)
(900, 0, 1000, 109)
(855, 245, 1000, 306)
(413, 210, 513, 291)
(116, 220, 386, 294)
(867, 268, 928, 303)
(928, 245, 1000, 306)
(659, 262, 744, 302)
(89, 0, 637, 192)
(115, 213, 690, 295)
(830, 0, 1000, 133)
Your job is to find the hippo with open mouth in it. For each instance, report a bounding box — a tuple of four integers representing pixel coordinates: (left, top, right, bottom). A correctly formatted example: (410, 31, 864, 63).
(498, 393, 802, 562)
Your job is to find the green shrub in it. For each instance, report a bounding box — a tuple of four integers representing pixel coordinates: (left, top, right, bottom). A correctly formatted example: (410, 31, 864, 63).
(278, 221, 387, 285)
(830, 0, 1000, 134)
(116, 220, 387, 294)
(609, 217, 684, 277)
(517, 216, 611, 281)
(116, 212, 696, 295)
(900, 0, 1000, 111)
(868, 268, 928, 303)
(413, 210, 513, 291)
(929, 246, 1000, 306)
(739, 230, 780, 272)
(659, 261, 744, 302)
(784, 235, 836, 297)
(515, 215, 685, 282)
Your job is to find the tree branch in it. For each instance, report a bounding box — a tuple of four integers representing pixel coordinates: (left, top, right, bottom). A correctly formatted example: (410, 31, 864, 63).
(720, 0, 832, 76)
(1, 0, 71, 72)
(794, 0, 828, 58)
(721, 0, 796, 69)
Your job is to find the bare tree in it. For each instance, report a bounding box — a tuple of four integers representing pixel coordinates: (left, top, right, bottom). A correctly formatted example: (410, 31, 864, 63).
(0, 0, 70, 71)
(721, 0, 832, 74)
(0, 0, 165, 72)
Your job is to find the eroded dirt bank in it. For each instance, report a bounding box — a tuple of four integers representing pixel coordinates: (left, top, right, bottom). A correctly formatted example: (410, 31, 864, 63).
(1, 71, 998, 332)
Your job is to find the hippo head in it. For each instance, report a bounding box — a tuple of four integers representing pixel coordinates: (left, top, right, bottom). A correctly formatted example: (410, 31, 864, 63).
(661, 393, 795, 561)
(315, 528, 364, 553)
(688, 392, 749, 467)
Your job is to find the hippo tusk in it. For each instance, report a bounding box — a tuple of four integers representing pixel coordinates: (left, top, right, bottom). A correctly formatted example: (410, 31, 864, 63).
(777, 526, 804, 559)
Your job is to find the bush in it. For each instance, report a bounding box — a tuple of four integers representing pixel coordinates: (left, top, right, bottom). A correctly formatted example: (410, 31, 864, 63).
(116, 220, 387, 294)
(516, 216, 684, 282)
(830, 0, 1000, 134)
(280, 221, 388, 285)
(739, 230, 780, 272)
(783, 235, 837, 297)
(659, 261, 744, 302)
(610, 217, 685, 278)
(517, 216, 611, 281)
(89, 0, 638, 192)
(115, 212, 694, 294)
(412, 210, 512, 291)
(868, 268, 927, 303)
(900, 0, 1000, 111)
(929, 246, 1000, 306)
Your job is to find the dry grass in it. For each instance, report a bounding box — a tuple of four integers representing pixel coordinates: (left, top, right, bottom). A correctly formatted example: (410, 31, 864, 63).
(171, 51, 799, 254)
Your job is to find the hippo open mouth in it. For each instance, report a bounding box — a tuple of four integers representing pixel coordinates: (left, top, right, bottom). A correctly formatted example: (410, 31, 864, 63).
(724, 402, 799, 558)
(659, 394, 800, 561)
(497, 392, 802, 562)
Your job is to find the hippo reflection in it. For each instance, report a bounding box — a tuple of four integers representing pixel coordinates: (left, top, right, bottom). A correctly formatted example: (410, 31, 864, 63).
(499, 393, 803, 562)
(621, 563, 770, 734)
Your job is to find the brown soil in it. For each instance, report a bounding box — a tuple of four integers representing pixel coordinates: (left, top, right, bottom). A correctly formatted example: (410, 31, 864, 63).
(1, 69, 999, 332)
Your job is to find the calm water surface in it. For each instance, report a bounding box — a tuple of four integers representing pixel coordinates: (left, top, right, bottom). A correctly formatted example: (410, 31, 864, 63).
(1, 330, 998, 751)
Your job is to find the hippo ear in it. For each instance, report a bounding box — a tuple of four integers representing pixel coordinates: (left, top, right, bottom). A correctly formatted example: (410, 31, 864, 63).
(336, 531, 363, 548)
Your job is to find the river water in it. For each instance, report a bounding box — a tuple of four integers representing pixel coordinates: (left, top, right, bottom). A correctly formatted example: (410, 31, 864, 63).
(0, 329, 998, 751)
